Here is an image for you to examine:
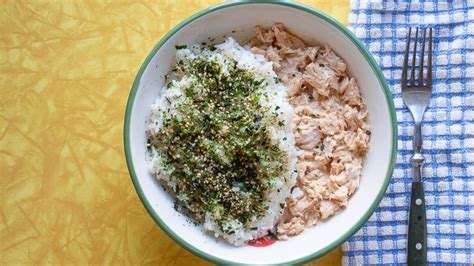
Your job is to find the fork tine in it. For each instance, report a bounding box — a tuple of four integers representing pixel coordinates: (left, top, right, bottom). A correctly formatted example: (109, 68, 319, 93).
(401, 27, 411, 89)
(426, 28, 433, 89)
(418, 28, 427, 87)
(410, 27, 419, 87)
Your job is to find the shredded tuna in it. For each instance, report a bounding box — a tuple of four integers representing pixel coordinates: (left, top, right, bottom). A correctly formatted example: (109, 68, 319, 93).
(249, 24, 370, 240)
(272, 23, 306, 49)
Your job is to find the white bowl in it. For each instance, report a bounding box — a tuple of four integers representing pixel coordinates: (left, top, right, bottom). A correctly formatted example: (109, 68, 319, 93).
(124, 1, 397, 265)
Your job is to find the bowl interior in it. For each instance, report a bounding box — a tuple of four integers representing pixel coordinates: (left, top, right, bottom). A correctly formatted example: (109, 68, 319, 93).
(125, 2, 395, 265)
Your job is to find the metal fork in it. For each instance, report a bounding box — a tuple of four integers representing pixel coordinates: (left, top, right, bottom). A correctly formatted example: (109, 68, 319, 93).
(402, 27, 433, 266)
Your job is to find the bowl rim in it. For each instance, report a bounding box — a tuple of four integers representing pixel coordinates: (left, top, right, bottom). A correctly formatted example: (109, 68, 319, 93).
(123, 1, 398, 264)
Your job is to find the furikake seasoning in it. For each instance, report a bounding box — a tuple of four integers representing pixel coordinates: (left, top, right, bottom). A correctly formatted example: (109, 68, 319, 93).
(148, 54, 287, 231)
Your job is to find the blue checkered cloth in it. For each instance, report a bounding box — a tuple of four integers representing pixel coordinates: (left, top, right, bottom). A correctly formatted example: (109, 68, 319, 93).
(342, 0, 474, 264)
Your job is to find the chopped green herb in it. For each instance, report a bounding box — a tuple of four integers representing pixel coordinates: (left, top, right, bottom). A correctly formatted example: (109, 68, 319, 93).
(175, 44, 187, 49)
(290, 186, 297, 194)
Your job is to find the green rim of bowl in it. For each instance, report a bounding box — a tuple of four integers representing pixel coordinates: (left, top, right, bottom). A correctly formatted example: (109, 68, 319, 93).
(123, 1, 398, 265)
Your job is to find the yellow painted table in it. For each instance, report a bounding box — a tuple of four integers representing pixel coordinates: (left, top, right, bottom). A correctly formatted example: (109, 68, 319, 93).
(1, 1, 348, 265)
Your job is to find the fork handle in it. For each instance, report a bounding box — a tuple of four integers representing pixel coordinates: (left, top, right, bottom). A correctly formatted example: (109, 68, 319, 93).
(408, 181, 427, 266)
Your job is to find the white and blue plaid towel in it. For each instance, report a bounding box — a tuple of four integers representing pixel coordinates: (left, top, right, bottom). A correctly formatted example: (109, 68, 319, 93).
(342, 0, 474, 264)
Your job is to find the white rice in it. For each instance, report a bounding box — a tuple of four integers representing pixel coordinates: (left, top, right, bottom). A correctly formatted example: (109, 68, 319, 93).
(146, 38, 297, 245)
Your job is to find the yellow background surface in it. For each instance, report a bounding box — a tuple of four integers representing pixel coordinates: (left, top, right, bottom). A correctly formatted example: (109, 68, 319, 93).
(1, 1, 349, 265)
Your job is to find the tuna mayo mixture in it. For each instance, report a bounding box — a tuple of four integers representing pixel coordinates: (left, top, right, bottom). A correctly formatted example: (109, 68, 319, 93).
(249, 24, 370, 239)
